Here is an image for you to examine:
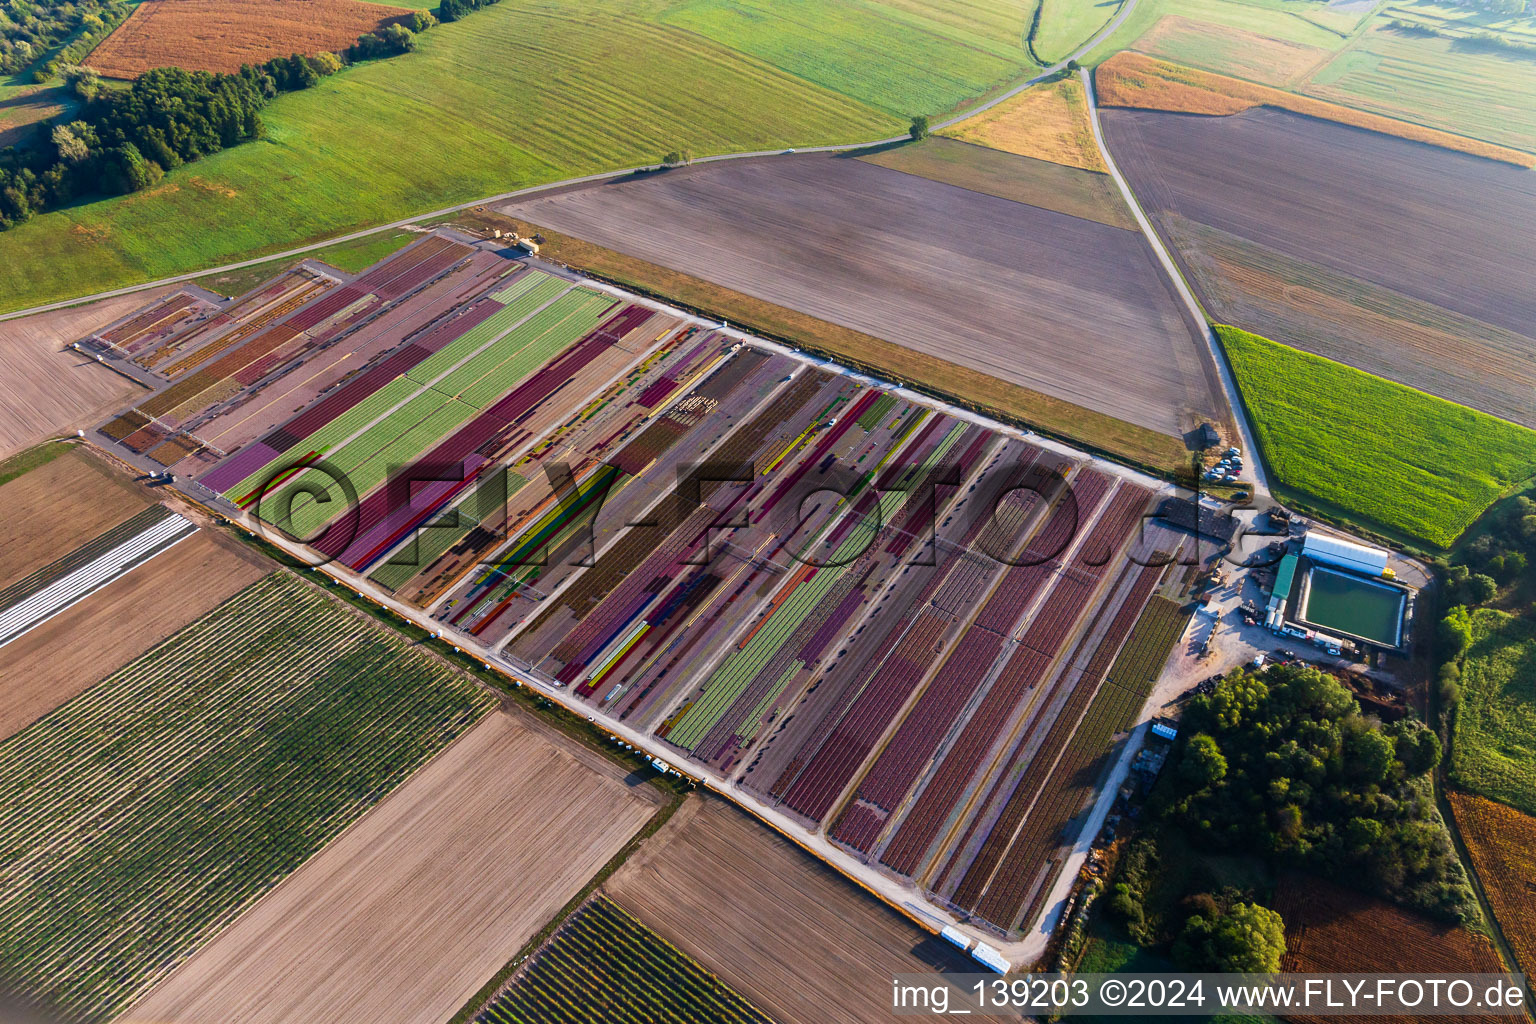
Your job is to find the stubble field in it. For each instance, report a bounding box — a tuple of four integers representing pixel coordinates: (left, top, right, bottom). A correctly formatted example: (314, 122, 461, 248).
(505, 153, 1224, 439)
(126, 709, 660, 1024)
(86, 0, 416, 77)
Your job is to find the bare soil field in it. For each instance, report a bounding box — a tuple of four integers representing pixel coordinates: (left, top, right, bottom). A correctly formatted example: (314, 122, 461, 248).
(605, 795, 1013, 1024)
(0, 446, 150, 590)
(0, 530, 269, 740)
(125, 709, 661, 1024)
(0, 291, 161, 458)
(1274, 872, 1507, 1024)
(87, 0, 415, 77)
(1103, 105, 1536, 427)
(505, 154, 1224, 439)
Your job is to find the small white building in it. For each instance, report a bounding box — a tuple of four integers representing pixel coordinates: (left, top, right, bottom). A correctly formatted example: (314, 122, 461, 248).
(1303, 532, 1389, 578)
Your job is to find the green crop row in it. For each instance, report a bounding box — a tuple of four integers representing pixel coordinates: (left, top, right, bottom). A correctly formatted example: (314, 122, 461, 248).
(1217, 324, 1536, 548)
(0, 572, 494, 1023)
(479, 896, 770, 1024)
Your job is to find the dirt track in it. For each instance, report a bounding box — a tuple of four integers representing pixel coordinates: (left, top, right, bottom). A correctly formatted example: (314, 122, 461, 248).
(606, 795, 1014, 1024)
(1103, 106, 1536, 427)
(0, 292, 159, 459)
(504, 154, 1224, 438)
(124, 709, 660, 1024)
(0, 530, 268, 739)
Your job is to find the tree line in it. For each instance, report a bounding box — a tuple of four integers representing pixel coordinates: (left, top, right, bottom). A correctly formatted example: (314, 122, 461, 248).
(1106, 663, 1477, 973)
(0, 1, 453, 230)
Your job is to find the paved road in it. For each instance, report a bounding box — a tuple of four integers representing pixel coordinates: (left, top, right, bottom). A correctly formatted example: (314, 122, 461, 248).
(0, 0, 1141, 325)
(1078, 67, 1273, 499)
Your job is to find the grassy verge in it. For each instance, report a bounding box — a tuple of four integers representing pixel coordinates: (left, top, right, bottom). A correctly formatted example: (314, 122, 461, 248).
(1216, 324, 1536, 549)
(457, 208, 1190, 476)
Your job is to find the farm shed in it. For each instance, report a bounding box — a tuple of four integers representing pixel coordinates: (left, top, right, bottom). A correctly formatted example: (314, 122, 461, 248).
(1303, 532, 1389, 577)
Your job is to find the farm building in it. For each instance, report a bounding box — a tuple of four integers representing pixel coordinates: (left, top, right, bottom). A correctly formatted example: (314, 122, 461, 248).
(1302, 532, 1389, 578)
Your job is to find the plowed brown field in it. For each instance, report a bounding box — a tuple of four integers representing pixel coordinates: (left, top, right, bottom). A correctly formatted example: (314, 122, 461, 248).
(0, 530, 269, 740)
(1450, 791, 1536, 979)
(1103, 104, 1536, 427)
(606, 795, 1015, 1024)
(125, 710, 661, 1024)
(0, 292, 159, 459)
(0, 446, 148, 590)
(1275, 872, 1506, 1024)
(87, 0, 414, 77)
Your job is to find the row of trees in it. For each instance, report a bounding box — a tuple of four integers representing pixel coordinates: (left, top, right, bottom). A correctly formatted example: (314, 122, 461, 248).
(0, 6, 446, 229)
(1165, 664, 1475, 922)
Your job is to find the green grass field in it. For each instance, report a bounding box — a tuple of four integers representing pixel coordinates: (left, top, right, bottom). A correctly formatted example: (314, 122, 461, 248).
(1453, 609, 1536, 816)
(0, 0, 908, 315)
(1217, 325, 1536, 548)
(1083, 0, 1359, 63)
(1302, 22, 1536, 153)
(661, 0, 1032, 116)
(195, 230, 418, 296)
(0, 572, 494, 1023)
(1033, 0, 1123, 63)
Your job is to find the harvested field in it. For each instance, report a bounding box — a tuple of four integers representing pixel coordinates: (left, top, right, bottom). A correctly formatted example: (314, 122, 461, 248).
(605, 795, 1015, 1024)
(87, 0, 416, 78)
(0, 291, 157, 458)
(504, 154, 1224, 438)
(1448, 791, 1536, 978)
(1274, 872, 1506, 1024)
(0, 530, 269, 740)
(126, 710, 659, 1024)
(0, 572, 494, 1023)
(942, 76, 1107, 170)
(0, 446, 149, 591)
(1103, 102, 1536, 428)
(1096, 52, 1535, 165)
(860, 136, 1134, 230)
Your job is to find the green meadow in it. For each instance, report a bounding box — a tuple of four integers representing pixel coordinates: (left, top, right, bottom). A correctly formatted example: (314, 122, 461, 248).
(1302, 22, 1536, 154)
(1217, 325, 1536, 548)
(1453, 609, 1536, 816)
(660, 0, 1034, 116)
(1032, 0, 1123, 63)
(0, 0, 914, 314)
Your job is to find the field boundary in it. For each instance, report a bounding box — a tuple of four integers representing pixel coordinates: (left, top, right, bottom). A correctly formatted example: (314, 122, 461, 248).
(1095, 50, 1535, 167)
(0, 0, 1148, 323)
